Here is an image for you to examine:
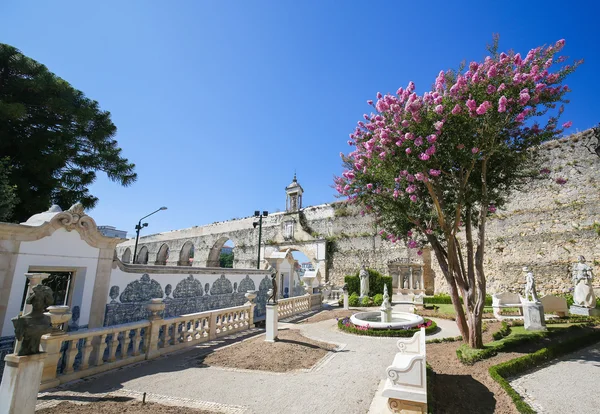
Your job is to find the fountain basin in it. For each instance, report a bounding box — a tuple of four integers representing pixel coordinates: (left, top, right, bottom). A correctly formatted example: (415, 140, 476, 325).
(350, 311, 424, 330)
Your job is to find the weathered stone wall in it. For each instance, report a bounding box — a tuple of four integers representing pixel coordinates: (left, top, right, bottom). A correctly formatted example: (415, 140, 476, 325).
(431, 130, 600, 296)
(115, 129, 599, 296)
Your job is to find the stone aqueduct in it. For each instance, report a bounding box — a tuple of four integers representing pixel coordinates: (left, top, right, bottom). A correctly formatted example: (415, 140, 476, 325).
(117, 131, 600, 296)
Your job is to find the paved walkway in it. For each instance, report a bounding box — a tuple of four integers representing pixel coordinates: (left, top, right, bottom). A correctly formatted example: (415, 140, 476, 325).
(36, 305, 460, 414)
(509, 343, 600, 414)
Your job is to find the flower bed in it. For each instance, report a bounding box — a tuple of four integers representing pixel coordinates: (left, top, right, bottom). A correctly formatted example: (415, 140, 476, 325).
(337, 317, 437, 337)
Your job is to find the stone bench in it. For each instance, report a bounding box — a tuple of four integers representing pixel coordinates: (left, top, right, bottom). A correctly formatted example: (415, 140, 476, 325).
(540, 295, 568, 317)
(382, 328, 427, 413)
(492, 292, 524, 320)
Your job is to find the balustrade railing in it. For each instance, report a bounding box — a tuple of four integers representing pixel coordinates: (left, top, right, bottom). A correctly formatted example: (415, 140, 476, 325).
(39, 302, 254, 391)
(277, 294, 311, 319)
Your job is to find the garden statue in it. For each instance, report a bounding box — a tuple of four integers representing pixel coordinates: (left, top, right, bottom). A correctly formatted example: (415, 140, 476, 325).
(359, 265, 369, 298)
(523, 267, 540, 303)
(571, 256, 596, 308)
(414, 280, 420, 290)
(403, 277, 408, 290)
(267, 272, 278, 304)
(11, 284, 54, 355)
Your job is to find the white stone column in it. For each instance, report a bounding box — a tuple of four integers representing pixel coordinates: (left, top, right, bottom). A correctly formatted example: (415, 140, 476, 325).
(343, 291, 349, 310)
(265, 304, 278, 342)
(409, 268, 414, 292)
(0, 352, 47, 414)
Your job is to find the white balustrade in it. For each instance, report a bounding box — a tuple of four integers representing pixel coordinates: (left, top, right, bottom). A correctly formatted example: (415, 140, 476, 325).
(277, 294, 311, 319)
(39, 303, 253, 391)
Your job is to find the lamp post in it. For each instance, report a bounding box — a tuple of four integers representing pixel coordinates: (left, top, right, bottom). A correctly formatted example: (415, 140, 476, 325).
(133, 206, 168, 263)
(253, 210, 268, 269)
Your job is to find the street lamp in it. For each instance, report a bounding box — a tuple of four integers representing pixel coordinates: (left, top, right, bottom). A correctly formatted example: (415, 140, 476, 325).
(133, 206, 168, 263)
(253, 210, 268, 269)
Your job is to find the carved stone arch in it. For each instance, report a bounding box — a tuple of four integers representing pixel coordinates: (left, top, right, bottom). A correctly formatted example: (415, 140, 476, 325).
(122, 247, 132, 263)
(206, 236, 235, 267)
(178, 241, 195, 266)
(136, 246, 149, 264)
(155, 243, 170, 265)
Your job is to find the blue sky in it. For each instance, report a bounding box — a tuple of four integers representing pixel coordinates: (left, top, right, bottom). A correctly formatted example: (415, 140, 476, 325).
(2, 1, 599, 237)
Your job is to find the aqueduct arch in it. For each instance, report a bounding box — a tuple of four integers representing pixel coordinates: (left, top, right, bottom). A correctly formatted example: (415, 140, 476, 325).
(206, 236, 236, 268)
(178, 241, 194, 266)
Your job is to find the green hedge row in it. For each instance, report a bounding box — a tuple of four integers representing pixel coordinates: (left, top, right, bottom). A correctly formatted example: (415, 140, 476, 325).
(456, 323, 594, 365)
(344, 268, 393, 297)
(492, 321, 511, 340)
(423, 293, 493, 306)
(489, 329, 600, 413)
(337, 317, 437, 337)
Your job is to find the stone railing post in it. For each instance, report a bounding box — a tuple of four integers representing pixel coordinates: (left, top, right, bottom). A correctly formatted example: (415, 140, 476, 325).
(265, 289, 278, 342)
(38, 335, 64, 390)
(209, 311, 219, 340)
(245, 290, 257, 328)
(145, 299, 165, 360)
(343, 284, 349, 310)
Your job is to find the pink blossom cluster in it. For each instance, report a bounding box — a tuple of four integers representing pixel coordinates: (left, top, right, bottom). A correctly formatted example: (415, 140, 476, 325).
(335, 39, 579, 248)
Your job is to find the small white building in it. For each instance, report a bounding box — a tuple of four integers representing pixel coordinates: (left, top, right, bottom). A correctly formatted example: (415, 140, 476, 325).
(266, 249, 302, 298)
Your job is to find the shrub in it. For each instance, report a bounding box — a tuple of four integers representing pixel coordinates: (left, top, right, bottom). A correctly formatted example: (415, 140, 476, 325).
(348, 293, 360, 307)
(492, 321, 511, 340)
(489, 329, 600, 414)
(337, 317, 437, 337)
(373, 293, 384, 306)
(361, 296, 373, 306)
(344, 275, 360, 295)
(344, 268, 393, 297)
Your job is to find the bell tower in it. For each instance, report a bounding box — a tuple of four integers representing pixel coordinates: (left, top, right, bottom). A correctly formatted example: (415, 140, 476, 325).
(285, 173, 303, 212)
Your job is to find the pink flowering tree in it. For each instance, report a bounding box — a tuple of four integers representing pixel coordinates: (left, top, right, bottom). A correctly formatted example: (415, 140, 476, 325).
(335, 38, 580, 348)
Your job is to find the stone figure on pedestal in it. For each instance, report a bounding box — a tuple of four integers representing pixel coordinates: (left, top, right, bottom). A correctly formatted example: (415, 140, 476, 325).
(267, 272, 278, 305)
(11, 284, 54, 356)
(414, 280, 419, 290)
(523, 267, 540, 303)
(403, 277, 408, 290)
(572, 256, 596, 308)
(359, 265, 369, 298)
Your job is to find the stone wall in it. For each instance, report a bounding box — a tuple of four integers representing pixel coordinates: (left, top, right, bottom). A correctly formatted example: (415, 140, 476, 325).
(115, 129, 599, 296)
(431, 130, 600, 296)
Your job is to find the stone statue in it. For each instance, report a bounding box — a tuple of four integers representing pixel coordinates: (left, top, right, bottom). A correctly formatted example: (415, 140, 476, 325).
(403, 277, 408, 290)
(359, 265, 369, 297)
(523, 267, 539, 303)
(11, 284, 54, 356)
(414, 280, 420, 290)
(572, 256, 596, 308)
(268, 272, 278, 304)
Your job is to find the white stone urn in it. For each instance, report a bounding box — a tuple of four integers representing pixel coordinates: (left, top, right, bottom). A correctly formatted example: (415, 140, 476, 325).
(146, 298, 165, 320)
(44, 305, 72, 335)
(245, 290, 257, 304)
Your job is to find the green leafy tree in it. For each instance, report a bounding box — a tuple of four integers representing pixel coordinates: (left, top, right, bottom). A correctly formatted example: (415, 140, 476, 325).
(219, 251, 234, 268)
(0, 43, 136, 222)
(0, 158, 18, 221)
(336, 37, 580, 348)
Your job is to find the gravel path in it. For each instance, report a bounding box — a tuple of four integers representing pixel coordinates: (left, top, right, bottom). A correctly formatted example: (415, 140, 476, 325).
(37, 306, 459, 414)
(509, 343, 600, 414)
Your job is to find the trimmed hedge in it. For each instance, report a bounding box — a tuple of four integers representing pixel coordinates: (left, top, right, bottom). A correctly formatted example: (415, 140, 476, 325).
(337, 317, 437, 337)
(492, 321, 511, 340)
(456, 323, 595, 365)
(426, 335, 462, 344)
(424, 293, 493, 306)
(489, 329, 600, 413)
(344, 268, 393, 297)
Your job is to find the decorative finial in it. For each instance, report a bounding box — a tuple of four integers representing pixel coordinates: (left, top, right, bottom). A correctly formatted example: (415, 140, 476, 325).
(293, 171, 297, 182)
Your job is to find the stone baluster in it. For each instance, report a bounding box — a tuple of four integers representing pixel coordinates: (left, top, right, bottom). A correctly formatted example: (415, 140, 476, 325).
(130, 329, 141, 356)
(79, 337, 93, 370)
(107, 332, 120, 362)
(209, 311, 219, 340)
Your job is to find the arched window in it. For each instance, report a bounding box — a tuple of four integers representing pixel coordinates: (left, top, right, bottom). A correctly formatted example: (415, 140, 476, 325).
(122, 248, 131, 264)
(136, 246, 149, 264)
(156, 244, 169, 265)
(179, 241, 194, 266)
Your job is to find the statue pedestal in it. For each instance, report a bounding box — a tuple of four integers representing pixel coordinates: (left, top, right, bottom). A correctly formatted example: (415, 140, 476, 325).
(0, 352, 47, 414)
(265, 304, 279, 342)
(569, 305, 600, 317)
(523, 302, 546, 331)
(343, 292, 349, 310)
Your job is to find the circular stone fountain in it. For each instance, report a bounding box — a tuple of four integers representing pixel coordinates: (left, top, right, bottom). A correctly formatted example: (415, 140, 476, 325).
(350, 284, 424, 330)
(350, 311, 424, 330)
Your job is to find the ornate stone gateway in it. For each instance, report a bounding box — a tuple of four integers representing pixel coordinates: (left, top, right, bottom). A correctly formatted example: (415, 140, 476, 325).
(388, 251, 434, 295)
